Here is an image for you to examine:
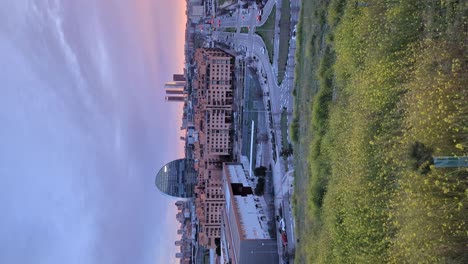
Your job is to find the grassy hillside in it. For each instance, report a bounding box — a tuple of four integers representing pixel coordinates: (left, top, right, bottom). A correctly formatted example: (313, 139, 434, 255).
(292, 0, 468, 263)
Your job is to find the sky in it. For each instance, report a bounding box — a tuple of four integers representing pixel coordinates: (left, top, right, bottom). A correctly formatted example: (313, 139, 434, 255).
(0, 0, 187, 263)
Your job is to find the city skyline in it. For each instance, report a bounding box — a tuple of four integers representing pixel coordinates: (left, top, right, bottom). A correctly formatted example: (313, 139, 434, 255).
(0, 0, 187, 263)
(164, 74, 187, 102)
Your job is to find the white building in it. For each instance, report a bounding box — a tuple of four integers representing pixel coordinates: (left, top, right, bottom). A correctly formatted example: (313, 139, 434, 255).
(220, 163, 278, 264)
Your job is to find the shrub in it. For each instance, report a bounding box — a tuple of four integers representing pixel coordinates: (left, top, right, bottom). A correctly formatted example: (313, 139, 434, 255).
(290, 117, 300, 143)
(409, 141, 434, 174)
(254, 166, 267, 177)
(255, 178, 265, 195)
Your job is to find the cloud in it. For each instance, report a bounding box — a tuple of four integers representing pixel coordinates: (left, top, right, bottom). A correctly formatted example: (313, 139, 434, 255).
(0, 36, 98, 264)
(0, 0, 186, 263)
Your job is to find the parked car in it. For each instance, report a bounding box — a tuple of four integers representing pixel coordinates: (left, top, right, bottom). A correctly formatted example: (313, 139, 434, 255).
(279, 218, 286, 232)
(281, 231, 288, 247)
(292, 24, 297, 40)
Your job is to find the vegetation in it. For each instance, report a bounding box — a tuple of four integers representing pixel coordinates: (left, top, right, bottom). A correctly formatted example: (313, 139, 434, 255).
(254, 166, 268, 177)
(240, 27, 249, 33)
(256, 5, 276, 63)
(289, 116, 299, 143)
(291, 0, 332, 260)
(280, 108, 289, 151)
(293, 0, 468, 263)
(280, 146, 293, 157)
(255, 177, 266, 195)
(280, 107, 291, 169)
(278, 0, 291, 84)
(217, 0, 233, 8)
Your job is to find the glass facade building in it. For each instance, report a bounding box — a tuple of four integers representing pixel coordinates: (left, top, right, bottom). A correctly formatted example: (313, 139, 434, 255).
(155, 159, 198, 198)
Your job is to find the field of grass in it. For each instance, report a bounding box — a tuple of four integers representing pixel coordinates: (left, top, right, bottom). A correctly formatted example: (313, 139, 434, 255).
(256, 6, 276, 63)
(277, 0, 291, 84)
(291, 0, 331, 262)
(292, 0, 468, 263)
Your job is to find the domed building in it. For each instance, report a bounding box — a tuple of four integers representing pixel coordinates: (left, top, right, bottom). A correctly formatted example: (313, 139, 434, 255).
(155, 158, 197, 198)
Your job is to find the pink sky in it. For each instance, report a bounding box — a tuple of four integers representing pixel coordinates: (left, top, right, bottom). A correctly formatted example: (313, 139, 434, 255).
(0, 0, 191, 263)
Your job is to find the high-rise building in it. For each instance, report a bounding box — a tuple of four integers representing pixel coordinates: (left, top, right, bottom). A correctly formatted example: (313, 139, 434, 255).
(164, 81, 186, 90)
(165, 86, 185, 94)
(173, 74, 186, 82)
(155, 159, 198, 198)
(165, 95, 187, 102)
(163, 74, 187, 103)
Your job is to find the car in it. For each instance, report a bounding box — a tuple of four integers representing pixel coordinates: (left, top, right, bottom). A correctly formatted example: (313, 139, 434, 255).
(257, 15, 261, 22)
(279, 218, 286, 232)
(261, 47, 265, 54)
(281, 232, 288, 247)
(292, 24, 297, 40)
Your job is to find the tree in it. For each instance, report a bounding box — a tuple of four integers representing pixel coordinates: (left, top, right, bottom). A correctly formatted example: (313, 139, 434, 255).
(280, 145, 294, 157)
(254, 166, 267, 177)
(255, 178, 265, 195)
(215, 238, 221, 256)
(410, 141, 433, 174)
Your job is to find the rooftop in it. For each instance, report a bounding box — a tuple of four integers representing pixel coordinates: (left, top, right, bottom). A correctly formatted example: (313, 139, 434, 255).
(225, 164, 271, 240)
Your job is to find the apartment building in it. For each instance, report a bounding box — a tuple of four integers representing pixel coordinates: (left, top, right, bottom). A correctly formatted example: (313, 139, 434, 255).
(193, 48, 235, 248)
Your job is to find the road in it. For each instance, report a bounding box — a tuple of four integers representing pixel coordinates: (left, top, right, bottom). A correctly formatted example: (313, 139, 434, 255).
(211, 0, 301, 262)
(213, 30, 292, 262)
(215, 0, 276, 29)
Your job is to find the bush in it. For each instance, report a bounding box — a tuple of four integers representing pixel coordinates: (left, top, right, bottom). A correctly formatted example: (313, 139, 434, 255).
(290, 117, 300, 143)
(255, 178, 265, 195)
(410, 141, 434, 174)
(281, 146, 293, 157)
(254, 166, 267, 177)
(295, 0, 468, 262)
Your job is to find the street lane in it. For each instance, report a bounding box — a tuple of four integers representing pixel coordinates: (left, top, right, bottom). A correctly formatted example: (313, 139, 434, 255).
(211, 1, 302, 261)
